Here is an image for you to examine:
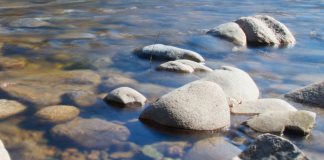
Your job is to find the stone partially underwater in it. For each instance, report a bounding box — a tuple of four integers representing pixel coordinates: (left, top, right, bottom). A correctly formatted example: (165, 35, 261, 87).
(208, 15, 296, 47)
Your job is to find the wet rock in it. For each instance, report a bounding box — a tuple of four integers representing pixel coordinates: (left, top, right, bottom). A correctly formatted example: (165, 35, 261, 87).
(0, 70, 101, 106)
(55, 32, 96, 40)
(254, 15, 296, 45)
(239, 134, 309, 160)
(0, 99, 26, 119)
(231, 98, 297, 115)
(175, 60, 212, 72)
(140, 80, 230, 130)
(157, 60, 212, 73)
(0, 140, 11, 160)
(184, 137, 241, 160)
(157, 61, 194, 73)
(34, 105, 80, 124)
(203, 66, 259, 106)
(109, 142, 141, 159)
(0, 57, 27, 70)
(207, 22, 247, 46)
(134, 44, 205, 62)
(143, 141, 191, 159)
(235, 16, 279, 46)
(51, 118, 130, 149)
(9, 18, 52, 28)
(246, 110, 316, 135)
(62, 91, 100, 107)
(104, 87, 147, 107)
(284, 81, 324, 108)
(235, 15, 295, 46)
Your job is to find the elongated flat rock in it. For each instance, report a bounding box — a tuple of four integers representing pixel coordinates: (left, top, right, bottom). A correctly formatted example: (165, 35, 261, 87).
(0, 99, 26, 119)
(231, 98, 297, 115)
(246, 110, 316, 135)
(134, 44, 205, 62)
(140, 80, 230, 130)
(34, 105, 80, 124)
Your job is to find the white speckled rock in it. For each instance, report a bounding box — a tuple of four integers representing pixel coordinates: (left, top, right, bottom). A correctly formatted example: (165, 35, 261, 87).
(239, 134, 308, 160)
(0, 140, 10, 160)
(134, 44, 205, 62)
(203, 66, 259, 106)
(231, 98, 297, 115)
(157, 61, 194, 73)
(254, 15, 296, 45)
(207, 22, 247, 46)
(139, 80, 230, 130)
(246, 110, 316, 135)
(175, 60, 212, 72)
(105, 87, 147, 107)
(34, 105, 80, 124)
(0, 99, 26, 119)
(235, 16, 280, 46)
(284, 81, 324, 108)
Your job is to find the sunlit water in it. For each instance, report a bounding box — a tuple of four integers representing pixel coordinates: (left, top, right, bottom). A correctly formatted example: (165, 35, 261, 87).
(0, 0, 323, 159)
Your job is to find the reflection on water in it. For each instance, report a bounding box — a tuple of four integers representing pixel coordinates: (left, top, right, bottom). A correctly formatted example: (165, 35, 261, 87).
(0, 0, 323, 159)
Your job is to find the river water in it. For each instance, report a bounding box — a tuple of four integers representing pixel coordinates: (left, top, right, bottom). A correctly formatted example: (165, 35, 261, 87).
(0, 0, 323, 160)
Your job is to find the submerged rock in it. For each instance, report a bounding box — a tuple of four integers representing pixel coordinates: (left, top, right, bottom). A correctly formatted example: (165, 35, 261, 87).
(104, 87, 147, 107)
(231, 98, 297, 115)
(246, 110, 316, 135)
(139, 80, 230, 130)
(207, 22, 247, 46)
(51, 118, 130, 149)
(284, 81, 324, 108)
(184, 137, 240, 160)
(235, 15, 295, 46)
(239, 134, 309, 160)
(0, 99, 26, 119)
(0, 140, 11, 160)
(134, 44, 205, 62)
(0, 57, 27, 70)
(0, 70, 101, 106)
(157, 60, 212, 73)
(55, 32, 97, 40)
(142, 141, 191, 159)
(203, 66, 259, 106)
(9, 18, 52, 28)
(34, 105, 80, 124)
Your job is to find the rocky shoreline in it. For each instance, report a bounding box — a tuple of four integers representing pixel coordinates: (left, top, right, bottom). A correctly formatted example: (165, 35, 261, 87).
(0, 11, 322, 160)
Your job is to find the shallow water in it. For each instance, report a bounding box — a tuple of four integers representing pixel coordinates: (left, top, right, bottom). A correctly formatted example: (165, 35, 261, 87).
(0, 0, 323, 159)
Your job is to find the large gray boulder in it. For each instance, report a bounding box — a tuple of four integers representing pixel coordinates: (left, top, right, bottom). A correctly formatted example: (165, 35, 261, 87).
(284, 81, 324, 108)
(104, 87, 147, 107)
(139, 80, 230, 130)
(34, 105, 80, 124)
(246, 110, 316, 135)
(239, 134, 309, 160)
(203, 66, 259, 106)
(0, 140, 10, 160)
(134, 44, 205, 62)
(207, 22, 247, 46)
(231, 98, 297, 115)
(51, 118, 130, 149)
(0, 99, 26, 119)
(235, 15, 295, 46)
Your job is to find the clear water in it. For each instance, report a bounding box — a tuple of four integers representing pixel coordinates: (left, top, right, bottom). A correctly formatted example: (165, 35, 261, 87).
(0, 0, 323, 159)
